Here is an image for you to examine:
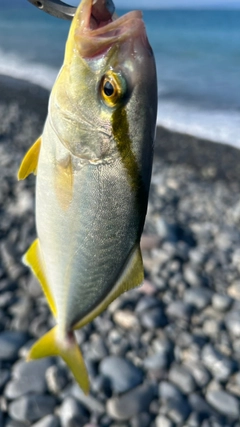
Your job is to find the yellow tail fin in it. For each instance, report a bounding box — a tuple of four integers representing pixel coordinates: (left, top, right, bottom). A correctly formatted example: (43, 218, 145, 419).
(27, 326, 90, 394)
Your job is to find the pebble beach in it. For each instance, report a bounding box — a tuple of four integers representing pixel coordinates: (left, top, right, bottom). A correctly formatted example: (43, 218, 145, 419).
(1, 75, 240, 427)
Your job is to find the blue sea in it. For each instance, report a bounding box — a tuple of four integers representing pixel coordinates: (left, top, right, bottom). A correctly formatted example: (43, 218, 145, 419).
(0, 1, 239, 147)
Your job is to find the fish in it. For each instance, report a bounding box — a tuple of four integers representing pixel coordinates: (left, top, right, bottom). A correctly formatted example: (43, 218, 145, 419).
(18, 0, 157, 393)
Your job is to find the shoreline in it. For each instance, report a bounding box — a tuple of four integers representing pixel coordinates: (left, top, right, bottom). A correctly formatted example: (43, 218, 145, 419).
(1, 74, 240, 183)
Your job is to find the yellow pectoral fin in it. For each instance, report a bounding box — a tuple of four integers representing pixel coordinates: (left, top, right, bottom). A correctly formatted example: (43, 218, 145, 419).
(74, 244, 144, 330)
(18, 136, 41, 180)
(27, 326, 90, 394)
(23, 239, 57, 318)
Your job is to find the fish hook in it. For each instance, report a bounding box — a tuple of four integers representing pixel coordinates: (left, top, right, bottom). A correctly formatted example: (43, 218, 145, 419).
(27, 0, 76, 20)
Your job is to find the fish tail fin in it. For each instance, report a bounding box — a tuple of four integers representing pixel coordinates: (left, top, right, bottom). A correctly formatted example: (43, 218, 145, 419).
(27, 326, 90, 394)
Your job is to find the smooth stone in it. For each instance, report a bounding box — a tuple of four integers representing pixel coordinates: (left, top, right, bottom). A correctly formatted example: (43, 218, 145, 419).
(202, 344, 235, 382)
(135, 296, 161, 313)
(0, 331, 28, 360)
(166, 301, 193, 321)
(166, 397, 191, 424)
(85, 335, 108, 362)
(183, 287, 212, 310)
(183, 266, 202, 287)
(106, 383, 155, 420)
(155, 415, 174, 427)
(187, 362, 211, 388)
(228, 281, 240, 301)
(31, 415, 60, 427)
(140, 307, 167, 329)
(188, 393, 217, 417)
(62, 383, 105, 415)
(0, 368, 10, 390)
(9, 395, 57, 423)
(4, 419, 28, 427)
(130, 412, 152, 427)
(168, 364, 196, 394)
(59, 396, 89, 427)
(113, 310, 139, 329)
(225, 310, 240, 337)
(5, 358, 53, 399)
(212, 294, 232, 311)
(99, 356, 143, 393)
(143, 352, 168, 371)
(158, 381, 183, 402)
(206, 390, 240, 419)
(45, 365, 69, 395)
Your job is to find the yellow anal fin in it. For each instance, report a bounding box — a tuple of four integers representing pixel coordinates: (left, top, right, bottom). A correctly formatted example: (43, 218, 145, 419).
(27, 326, 90, 394)
(74, 244, 144, 330)
(54, 154, 74, 211)
(18, 136, 41, 180)
(23, 239, 57, 318)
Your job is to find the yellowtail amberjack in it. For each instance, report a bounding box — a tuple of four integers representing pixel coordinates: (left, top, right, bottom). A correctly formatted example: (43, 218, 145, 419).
(18, 0, 157, 393)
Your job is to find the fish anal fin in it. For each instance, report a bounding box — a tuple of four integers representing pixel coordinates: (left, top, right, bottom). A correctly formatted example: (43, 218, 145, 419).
(18, 136, 41, 180)
(27, 326, 90, 394)
(23, 239, 57, 318)
(54, 154, 74, 210)
(74, 244, 144, 330)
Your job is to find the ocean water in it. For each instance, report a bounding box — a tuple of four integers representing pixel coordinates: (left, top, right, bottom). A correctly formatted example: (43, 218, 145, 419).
(0, 2, 239, 147)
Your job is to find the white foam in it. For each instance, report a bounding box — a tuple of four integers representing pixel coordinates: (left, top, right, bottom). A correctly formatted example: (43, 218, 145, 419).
(0, 48, 58, 90)
(157, 100, 240, 149)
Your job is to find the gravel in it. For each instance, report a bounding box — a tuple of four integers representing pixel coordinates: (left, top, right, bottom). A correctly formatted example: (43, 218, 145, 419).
(1, 76, 240, 427)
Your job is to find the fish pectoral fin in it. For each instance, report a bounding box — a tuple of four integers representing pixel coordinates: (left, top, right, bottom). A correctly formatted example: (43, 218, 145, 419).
(74, 244, 144, 330)
(18, 136, 41, 180)
(27, 326, 90, 394)
(23, 239, 57, 318)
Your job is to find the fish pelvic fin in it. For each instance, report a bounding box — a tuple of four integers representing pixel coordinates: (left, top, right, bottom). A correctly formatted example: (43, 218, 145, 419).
(23, 239, 57, 318)
(27, 326, 90, 394)
(18, 136, 41, 180)
(74, 244, 144, 330)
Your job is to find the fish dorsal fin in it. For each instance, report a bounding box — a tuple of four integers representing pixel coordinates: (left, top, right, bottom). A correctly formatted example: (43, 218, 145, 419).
(18, 136, 41, 180)
(23, 239, 57, 318)
(74, 244, 144, 330)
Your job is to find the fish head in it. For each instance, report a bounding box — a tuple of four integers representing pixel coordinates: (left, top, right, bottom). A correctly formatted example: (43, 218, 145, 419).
(50, 0, 157, 168)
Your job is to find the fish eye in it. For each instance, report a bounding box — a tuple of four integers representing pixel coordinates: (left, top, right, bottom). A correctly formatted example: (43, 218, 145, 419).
(100, 71, 127, 107)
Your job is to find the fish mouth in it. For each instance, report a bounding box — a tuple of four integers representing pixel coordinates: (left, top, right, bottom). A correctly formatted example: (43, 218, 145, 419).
(74, 0, 146, 58)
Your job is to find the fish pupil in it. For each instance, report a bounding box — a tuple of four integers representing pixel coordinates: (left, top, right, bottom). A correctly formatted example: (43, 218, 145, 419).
(104, 81, 114, 97)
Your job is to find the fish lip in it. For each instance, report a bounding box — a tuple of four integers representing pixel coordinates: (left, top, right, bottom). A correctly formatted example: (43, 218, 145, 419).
(74, 0, 145, 58)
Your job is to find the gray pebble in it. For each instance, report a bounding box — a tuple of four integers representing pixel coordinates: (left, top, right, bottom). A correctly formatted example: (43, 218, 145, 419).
(166, 397, 191, 424)
(84, 335, 108, 362)
(166, 301, 192, 321)
(135, 296, 161, 313)
(0, 331, 27, 361)
(202, 344, 235, 382)
(155, 414, 173, 427)
(63, 383, 105, 415)
(212, 294, 232, 312)
(5, 358, 53, 399)
(4, 419, 28, 427)
(9, 394, 57, 423)
(183, 265, 202, 287)
(100, 355, 143, 393)
(168, 364, 196, 394)
(0, 368, 10, 390)
(184, 287, 212, 310)
(31, 415, 60, 427)
(206, 390, 240, 419)
(59, 396, 89, 427)
(158, 381, 183, 402)
(45, 364, 69, 395)
(225, 310, 240, 337)
(106, 383, 155, 420)
(143, 352, 168, 371)
(140, 307, 167, 329)
(130, 412, 152, 427)
(187, 361, 211, 388)
(188, 393, 217, 417)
